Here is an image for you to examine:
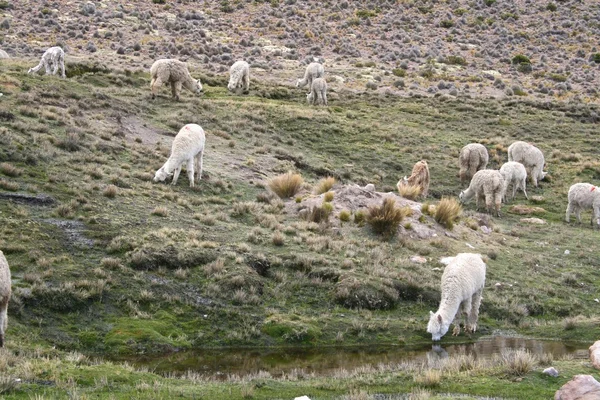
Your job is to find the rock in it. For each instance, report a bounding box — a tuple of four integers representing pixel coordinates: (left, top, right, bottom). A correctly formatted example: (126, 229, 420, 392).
(555, 375, 600, 400)
(543, 367, 559, 377)
(0, 49, 9, 59)
(564, 250, 570, 255)
(410, 255, 427, 264)
(530, 195, 545, 203)
(509, 205, 546, 215)
(295, 397, 311, 400)
(364, 183, 375, 192)
(480, 226, 492, 234)
(520, 217, 546, 224)
(494, 282, 503, 290)
(589, 341, 600, 369)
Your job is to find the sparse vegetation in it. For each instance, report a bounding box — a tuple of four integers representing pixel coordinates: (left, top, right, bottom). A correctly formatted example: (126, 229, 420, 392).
(366, 198, 411, 237)
(434, 197, 462, 229)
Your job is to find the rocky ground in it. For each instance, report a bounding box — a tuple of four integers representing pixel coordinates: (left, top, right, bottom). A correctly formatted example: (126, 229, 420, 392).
(1, 0, 600, 103)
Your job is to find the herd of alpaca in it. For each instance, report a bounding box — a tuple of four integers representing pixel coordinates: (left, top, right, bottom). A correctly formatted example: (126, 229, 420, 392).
(0, 45, 594, 349)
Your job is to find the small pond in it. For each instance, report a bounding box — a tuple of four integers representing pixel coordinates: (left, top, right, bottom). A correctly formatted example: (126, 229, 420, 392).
(112, 337, 590, 378)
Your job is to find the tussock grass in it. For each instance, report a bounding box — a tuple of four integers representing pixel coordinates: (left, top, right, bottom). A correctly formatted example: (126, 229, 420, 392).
(339, 210, 351, 222)
(366, 198, 411, 237)
(0, 162, 22, 177)
(268, 171, 304, 198)
(397, 183, 421, 200)
(151, 206, 169, 217)
(314, 176, 336, 194)
(434, 197, 462, 229)
(103, 184, 118, 198)
(413, 369, 441, 387)
(323, 191, 335, 202)
(0, 179, 19, 191)
(500, 349, 536, 376)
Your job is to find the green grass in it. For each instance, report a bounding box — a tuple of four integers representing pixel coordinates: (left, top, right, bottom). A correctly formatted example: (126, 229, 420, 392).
(1, 59, 600, 397)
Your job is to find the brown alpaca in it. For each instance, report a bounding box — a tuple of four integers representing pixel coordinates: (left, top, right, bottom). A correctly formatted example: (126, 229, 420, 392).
(397, 160, 430, 198)
(459, 143, 489, 185)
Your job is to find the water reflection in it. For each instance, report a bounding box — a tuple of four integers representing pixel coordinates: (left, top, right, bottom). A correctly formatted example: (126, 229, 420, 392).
(114, 337, 590, 378)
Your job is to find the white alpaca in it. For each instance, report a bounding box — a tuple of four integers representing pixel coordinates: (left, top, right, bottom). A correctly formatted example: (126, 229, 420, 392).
(427, 253, 486, 341)
(227, 60, 250, 93)
(28, 46, 66, 78)
(459, 169, 504, 217)
(0, 250, 11, 348)
(150, 59, 203, 100)
(306, 77, 328, 106)
(499, 161, 528, 202)
(153, 124, 206, 187)
(507, 141, 547, 187)
(459, 143, 489, 185)
(296, 62, 324, 89)
(565, 183, 600, 229)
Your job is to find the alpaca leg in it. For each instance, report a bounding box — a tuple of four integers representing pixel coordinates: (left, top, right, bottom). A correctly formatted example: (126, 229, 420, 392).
(323, 90, 328, 106)
(521, 178, 528, 199)
(60, 57, 66, 78)
(151, 77, 162, 99)
(467, 290, 482, 333)
(186, 158, 195, 188)
(52, 59, 59, 75)
(0, 299, 7, 347)
(171, 165, 182, 185)
(195, 150, 204, 184)
(484, 193, 493, 215)
(575, 207, 582, 223)
(453, 299, 471, 336)
(565, 203, 572, 223)
(171, 81, 180, 100)
(494, 191, 502, 217)
(243, 72, 250, 91)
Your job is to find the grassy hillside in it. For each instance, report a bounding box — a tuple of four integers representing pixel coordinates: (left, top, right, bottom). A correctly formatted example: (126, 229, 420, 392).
(1, 58, 600, 398)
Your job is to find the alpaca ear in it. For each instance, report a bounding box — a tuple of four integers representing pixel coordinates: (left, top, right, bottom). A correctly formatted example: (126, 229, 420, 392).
(437, 314, 442, 323)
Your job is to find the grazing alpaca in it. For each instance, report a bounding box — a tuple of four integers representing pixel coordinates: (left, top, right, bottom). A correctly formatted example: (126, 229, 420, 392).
(227, 60, 250, 93)
(397, 160, 430, 198)
(427, 253, 486, 341)
(459, 169, 504, 217)
(566, 182, 600, 229)
(306, 77, 328, 106)
(507, 141, 547, 188)
(28, 46, 66, 78)
(150, 59, 203, 100)
(459, 143, 488, 185)
(296, 62, 324, 89)
(0, 250, 11, 347)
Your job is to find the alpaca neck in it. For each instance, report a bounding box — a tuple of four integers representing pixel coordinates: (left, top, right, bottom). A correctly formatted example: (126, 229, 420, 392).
(437, 294, 461, 323)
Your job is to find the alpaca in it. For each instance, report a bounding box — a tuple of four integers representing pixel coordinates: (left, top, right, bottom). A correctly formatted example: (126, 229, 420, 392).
(150, 59, 203, 100)
(0, 250, 11, 347)
(507, 141, 547, 188)
(566, 183, 600, 229)
(459, 169, 504, 217)
(153, 124, 206, 187)
(397, 160, 430, 198)
(427, 253, 486, 341)
(459, 143, 489, 185)
(499, 161, 528, 202)
(28, 46, 66, 78)
(296, 62, 324, 89)
(306, 77, 328, 106)
(227, 60, 250, 93)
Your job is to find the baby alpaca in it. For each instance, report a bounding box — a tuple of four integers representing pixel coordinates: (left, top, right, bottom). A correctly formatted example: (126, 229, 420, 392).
(296, 62, 324, 89)
(306, 77, 328, 106)
(397, 160, 430, 198)
(150, 59, 203, 101)
(499, 161, 528, 202)
(459, 169, 504, 217)
(154, 124, 206, 187)
(459, 143, 489, 185)
(507, 141, 547, 187)
(566, 183, 600, 229)
(0, 250, 11, 347)
(28, 46, 66, 78)
(427, 253, 486, 341)
(227, 60, 250, 93)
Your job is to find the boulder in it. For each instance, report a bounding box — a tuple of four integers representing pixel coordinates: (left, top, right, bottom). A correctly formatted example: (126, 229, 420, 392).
(589, 340, 600, 370)
(554, 375, 600, 400)
(543, 367, 559, 377)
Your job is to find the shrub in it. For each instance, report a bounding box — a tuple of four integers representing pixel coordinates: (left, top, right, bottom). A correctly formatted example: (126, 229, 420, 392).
(303, 203, 332, 223)
(323, 191, 334, 202)
(484, 0, 496, 5)
(546, 3, 557, 11)
(366, 198, 411, 237)
(392, 68, 406, 77)
(591, 53, 600, 64)
(152, 0, 166, 3)
(268, 172, 304, 199)
(500, 349, 536, 376)
(339, 210, 351, 222)
(354, 210, 365, 225)
(440, 20, 454, 28)
(397, 183, 422, 200)
(511, 54, 531, 65)
(434, 197, 462, 229)
(314, 176, 335, 194)
(445, 55, 467, 66)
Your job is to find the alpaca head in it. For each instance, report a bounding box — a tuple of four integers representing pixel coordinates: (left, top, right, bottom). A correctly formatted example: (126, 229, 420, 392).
(540, 170, 548, 181)
(458, 190, 466, 203)
(153, 167, 172, 183)
(427, 311, 449, 341)
(194, 79, 203, 95)
(227, 81, 236, 92)
(306, 92, 313, 104)
(295, 79, 302, 88)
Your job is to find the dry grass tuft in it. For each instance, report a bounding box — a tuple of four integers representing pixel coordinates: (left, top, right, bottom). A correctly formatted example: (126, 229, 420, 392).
(268, 171, 304, 198)
(303, 202, 333, 223)
(434, 197, 462, 229)
(314, 176, 336, 194)
(339, 210, 351, 222)
(0, 179, 19, 191)
(151, 206, 169, 217)
(366, 198, 411, 237)
(103, 184, 118, 198)
(398, 183, 422, 200)
(323, 191, 335, 202)
(272, 231, 285, 246)
(500, 349, 536, 376)
(413, 369, 441, 387)
(0, 163, 22, 177)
